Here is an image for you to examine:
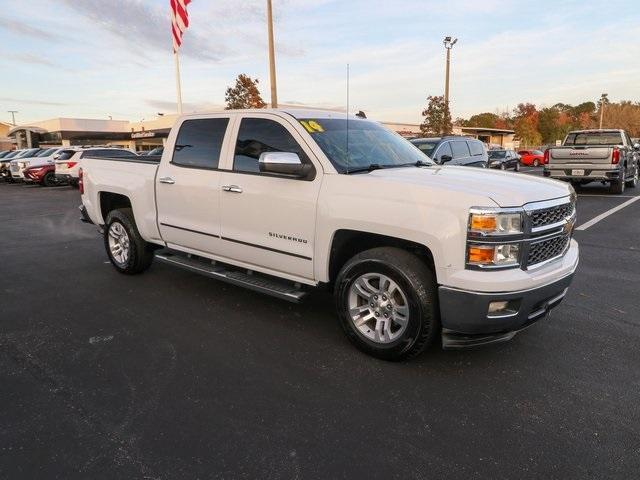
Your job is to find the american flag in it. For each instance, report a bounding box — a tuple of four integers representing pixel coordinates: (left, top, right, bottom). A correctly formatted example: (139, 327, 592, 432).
(170, 0, 191, 52)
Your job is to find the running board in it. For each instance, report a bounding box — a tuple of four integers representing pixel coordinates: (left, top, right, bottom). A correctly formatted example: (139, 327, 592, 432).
(154, 250, 308, 303)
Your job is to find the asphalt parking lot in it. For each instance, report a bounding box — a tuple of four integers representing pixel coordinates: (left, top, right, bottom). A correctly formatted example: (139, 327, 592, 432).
(1, 171, 639, 479)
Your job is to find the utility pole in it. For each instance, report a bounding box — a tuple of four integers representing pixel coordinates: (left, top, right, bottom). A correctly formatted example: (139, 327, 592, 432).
(443, 37, 458, 109)
(599, 93, 608, 129)
(7, 110, 18, 126)
(266, 0, 278, 108)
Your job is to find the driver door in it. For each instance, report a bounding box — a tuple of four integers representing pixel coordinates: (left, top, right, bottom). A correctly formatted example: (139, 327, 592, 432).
(217, 114, 323, 281)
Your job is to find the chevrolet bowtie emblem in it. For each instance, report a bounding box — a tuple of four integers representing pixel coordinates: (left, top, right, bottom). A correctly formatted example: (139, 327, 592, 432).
(563, 217, 575, 235)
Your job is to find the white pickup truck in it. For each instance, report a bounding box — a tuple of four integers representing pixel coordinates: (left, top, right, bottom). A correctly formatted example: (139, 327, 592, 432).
(80, 109, 579, 360)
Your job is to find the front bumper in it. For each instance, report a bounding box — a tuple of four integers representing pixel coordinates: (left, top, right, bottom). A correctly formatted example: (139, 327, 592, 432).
(439, 272, 575, 349)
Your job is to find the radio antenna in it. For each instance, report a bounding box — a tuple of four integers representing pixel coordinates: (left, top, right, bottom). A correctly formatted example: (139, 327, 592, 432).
(346, 63, 350, 173)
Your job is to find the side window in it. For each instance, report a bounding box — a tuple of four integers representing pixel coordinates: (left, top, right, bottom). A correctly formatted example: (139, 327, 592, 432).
(468, 140, 484, 156)
(172, 118, 229, 169)
(451, 141, 470, 159)
(435, 142, 453, 161)
(233, 118, 309, 174)
(57, 150, 76, 161)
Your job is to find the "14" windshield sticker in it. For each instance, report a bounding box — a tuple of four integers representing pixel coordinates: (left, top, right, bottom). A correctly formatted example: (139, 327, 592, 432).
(300, 120, 325, 133)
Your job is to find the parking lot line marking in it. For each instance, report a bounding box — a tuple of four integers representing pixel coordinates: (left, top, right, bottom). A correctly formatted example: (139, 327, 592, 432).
(576, 196, 640, 231)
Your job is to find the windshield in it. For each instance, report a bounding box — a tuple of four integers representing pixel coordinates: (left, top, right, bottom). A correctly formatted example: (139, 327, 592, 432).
(564, 132, 623, 146)
(36, 148, 57, 157)
(489, 150, 507, 159)
(299, 118, 433, 172)
(4, 151, 19, 159)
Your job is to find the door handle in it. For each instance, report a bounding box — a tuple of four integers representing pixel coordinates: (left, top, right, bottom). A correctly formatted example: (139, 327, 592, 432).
(159, 177, 175, 185)
(222, 185, 243, 193)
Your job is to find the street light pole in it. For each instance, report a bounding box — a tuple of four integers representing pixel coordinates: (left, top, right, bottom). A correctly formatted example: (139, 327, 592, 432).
(266, 0, 278, 108)
(443, 37, 458, 109)
(7, 110, 18, 126)
(599, 93, 608, 129)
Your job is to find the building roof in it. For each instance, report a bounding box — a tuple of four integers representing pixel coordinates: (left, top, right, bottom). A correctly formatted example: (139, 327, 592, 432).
(458, 126, 515, 134)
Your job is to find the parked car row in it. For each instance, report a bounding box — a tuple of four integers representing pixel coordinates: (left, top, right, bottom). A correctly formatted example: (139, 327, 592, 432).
(0, 146, 138, 187)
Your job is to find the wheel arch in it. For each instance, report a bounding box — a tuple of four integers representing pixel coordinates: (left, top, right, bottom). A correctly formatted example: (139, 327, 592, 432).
(99, 191, 132, 224)
(327, 229, 436, 287)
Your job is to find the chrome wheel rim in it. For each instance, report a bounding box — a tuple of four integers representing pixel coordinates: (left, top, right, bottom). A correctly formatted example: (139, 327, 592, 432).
(108, 222, 130, 266)
(348, 273, 409, 344)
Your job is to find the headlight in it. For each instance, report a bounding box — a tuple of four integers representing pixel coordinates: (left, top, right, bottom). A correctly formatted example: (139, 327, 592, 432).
(469, 211, 522, 235)
(467, 243, 520, 267)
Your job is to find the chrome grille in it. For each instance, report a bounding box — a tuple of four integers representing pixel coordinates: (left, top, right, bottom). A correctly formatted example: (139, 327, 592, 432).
(10, 163, 19, 172)
(527, 235, 570, 267)
(530, 202, 574, 229)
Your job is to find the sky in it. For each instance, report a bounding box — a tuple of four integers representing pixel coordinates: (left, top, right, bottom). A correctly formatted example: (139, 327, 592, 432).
(1, 0, 639, 125)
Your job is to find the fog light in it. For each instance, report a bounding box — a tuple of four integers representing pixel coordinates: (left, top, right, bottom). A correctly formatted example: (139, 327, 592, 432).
(488, 301, 509, 314)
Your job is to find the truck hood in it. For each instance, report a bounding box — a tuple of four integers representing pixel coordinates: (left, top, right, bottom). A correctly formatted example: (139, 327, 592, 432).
(367, 166, 571, 207)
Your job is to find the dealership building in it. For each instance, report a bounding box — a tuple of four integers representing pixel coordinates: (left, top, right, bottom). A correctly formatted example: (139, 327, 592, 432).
(7, 112, 516, 152)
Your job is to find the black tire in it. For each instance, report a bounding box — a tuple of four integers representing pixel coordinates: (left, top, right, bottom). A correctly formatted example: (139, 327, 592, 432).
(42, 172, 57, 187)
(334, 247, 439, 361)
(103, 208, 154, 275)
(500, 163, 506, 170)
(609, 177, 625, 194)
(533, 159, 540, 167)
(515, 162, 520, 172)
(625, 163, 638, 188)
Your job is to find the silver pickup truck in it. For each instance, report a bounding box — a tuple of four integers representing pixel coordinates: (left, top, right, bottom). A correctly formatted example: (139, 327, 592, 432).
(544, 129, 639, 194)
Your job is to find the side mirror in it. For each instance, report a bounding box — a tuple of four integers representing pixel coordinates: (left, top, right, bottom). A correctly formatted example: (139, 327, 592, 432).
(633, 143, 640, 151)
(259, 152, 308, 177)
(440, 154, 452, 164)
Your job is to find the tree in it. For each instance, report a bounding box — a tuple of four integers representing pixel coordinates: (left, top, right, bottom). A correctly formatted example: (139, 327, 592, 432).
(466, 112, 499, 129)
(420, 95, 452, 136)
(225, 74, 267, 110)
(512, 103, 542, 147)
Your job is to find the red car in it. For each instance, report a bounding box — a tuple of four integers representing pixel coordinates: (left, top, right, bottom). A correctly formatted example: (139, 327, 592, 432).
(22, 163, 64, 187)
(518, 149, 545, 167)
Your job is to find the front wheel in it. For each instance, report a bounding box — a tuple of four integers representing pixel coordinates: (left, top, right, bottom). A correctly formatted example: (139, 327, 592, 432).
(104, 208, 154, 274)
(514, 162, 520, 172)
(42, 172, 58, 187)
(334, 247, 439, 361)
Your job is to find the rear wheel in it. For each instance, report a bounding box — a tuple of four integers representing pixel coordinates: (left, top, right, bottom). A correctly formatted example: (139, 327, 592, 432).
(625, 163, 638, 188)
(104, 208, 154, 274)
(609, 177, 625, 194)
(334, 247, 439, 361)
(514, 162, 520, 172)
(500, 163, 506, 170)
(533, 159, 540, 167)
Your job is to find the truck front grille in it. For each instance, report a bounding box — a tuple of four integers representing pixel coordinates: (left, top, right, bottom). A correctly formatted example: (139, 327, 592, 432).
(10, 163, 19, 172)
(530, 202, 574, 229)
(527, 234, 570, 267)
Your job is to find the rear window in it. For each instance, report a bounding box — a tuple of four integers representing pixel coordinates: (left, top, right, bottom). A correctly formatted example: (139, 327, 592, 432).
(451, 141, 470, 159)
(172, 118, 229, 169)
(564, 132, 623, 146)
(489, 150, 507, 159)
(56, 150, 77, 161)
(468, 140, 484, 156)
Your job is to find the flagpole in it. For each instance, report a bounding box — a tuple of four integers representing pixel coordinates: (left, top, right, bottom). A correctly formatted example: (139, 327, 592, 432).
(174, 50, 183, 114)
(266, 0, 278, 108)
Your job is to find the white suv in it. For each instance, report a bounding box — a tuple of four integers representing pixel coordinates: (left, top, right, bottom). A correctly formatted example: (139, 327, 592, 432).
(55, 147, 137, 186)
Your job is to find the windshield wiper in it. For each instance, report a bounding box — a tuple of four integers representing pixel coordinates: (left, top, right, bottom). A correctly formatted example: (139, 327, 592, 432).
(345, 163, 383, 174)
(414, 160, 432, 167)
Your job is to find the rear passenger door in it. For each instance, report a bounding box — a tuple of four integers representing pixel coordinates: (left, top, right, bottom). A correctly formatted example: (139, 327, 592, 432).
(217, 114, 322, 281)
(156, 115, 233, 254)
(450, 140, 472, 165)
(467, 140, 487, 167)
